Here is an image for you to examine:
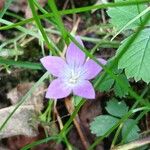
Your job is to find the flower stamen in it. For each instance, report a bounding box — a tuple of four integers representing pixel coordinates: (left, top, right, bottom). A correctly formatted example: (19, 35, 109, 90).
(69, 69, 80, 84)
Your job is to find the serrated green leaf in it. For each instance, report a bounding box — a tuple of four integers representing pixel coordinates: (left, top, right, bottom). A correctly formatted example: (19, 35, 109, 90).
(114, 74, 130, 97)
(96, 59, 119, 92)
(90, 115, 119, 137)
(122, 119, 140, 143)
(107, 0, 149, 30)
(105, 98, 129, 117)
(117, 28, 150, 83)
(97, 73, 115, 92)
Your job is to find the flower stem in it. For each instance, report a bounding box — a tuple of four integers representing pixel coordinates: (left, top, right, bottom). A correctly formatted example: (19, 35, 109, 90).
(112, 136, 150, 150)
(65, 97, 89, 149)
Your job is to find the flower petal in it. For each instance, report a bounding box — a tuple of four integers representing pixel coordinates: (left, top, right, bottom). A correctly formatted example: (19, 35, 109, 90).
(98, 58, 107, 64)
(46, 79, 71, 99)
(40, 56, 66, 77)
(83, 58, 107, 80)
(73, 80, 95, 99)
(66, 36, 85, 66)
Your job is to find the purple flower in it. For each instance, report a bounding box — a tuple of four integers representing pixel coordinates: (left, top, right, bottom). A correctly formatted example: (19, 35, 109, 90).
(40, 36, 106, 99)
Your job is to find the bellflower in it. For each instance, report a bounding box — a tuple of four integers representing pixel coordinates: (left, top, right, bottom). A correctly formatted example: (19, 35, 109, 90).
(40, 36, 106, 99)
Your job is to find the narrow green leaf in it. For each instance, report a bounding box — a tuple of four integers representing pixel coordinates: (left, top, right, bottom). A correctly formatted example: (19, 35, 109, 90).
(0, 18, 39, 38)
(0, 72, 49, 131)
(48, 0, 68, 43)
(21, 136, 59, 150)
(0, 0, 149, 30)
(72, 96, 82, 106)
(5, 11, 24, 20)
(28, 0, 57, 55)
(0, 0, 13, 18)
(0, 58, 42, 70)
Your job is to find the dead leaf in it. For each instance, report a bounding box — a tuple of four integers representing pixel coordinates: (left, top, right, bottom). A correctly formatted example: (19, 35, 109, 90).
(7, 82, 45, 113)
(0, 105, 38, 139)
(0, 82, 46, 139)
(0, 142, 8, 150)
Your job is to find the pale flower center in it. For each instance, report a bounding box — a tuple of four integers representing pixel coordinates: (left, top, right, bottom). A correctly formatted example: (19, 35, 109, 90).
(61, 65, 87, 88)
(69, 69, 80, 84)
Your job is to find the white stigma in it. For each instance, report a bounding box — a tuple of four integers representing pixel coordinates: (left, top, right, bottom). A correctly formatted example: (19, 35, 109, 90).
(69, 69, 80, 84)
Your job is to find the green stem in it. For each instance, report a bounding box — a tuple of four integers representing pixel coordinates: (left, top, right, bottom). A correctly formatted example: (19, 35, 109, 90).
(111, 124, 123, 149)
(0, 0, 149, 30)
(48, 0, 69, 44)
(0, 58, 42, 70)
(28, 0, 57, 55)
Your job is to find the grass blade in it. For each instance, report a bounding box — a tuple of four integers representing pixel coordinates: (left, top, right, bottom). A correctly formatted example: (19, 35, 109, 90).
(28, 0, 57, 55)
(0, 58, 42, 70)
(0, 0, 149, 30)
(0, 72, 49, 131)
(0, 0, 13, 18)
